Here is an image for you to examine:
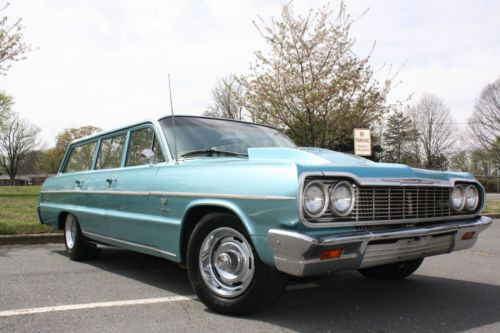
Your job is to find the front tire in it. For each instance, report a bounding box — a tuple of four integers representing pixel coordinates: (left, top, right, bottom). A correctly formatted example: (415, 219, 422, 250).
(64, 214, 100, 261)
(358, 258, 424, 280)
(187, 212, 287, 315)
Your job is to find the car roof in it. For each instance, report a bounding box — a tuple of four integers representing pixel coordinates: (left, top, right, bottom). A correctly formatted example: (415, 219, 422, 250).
(70, 115, 280, 146)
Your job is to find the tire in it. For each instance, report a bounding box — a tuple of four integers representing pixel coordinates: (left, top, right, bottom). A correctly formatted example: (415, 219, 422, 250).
(64, 214, 100, 261)
(358, 258, 424, 280)
(186, 212, 287, 315)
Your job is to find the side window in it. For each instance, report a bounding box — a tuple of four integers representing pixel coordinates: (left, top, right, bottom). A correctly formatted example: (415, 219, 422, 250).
(64, 141, 97, 173)
(96, 133, 127, 170)
(126, 127, 165, 167)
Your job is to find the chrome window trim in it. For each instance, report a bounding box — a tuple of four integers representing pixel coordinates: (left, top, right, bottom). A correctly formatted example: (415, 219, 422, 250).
(40, 190, 296, 201)
(298, 171, 485, 228)
(82, 230, 176, 258)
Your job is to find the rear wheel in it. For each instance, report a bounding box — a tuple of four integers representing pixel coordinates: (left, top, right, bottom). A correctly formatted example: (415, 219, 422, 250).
(187, 212, 287, 315)
(64, 214, 100, 261)
(358, 258, 424, 280)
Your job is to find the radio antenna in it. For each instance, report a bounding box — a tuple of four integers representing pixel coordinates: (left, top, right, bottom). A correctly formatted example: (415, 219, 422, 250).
(168, 74, 179, 163)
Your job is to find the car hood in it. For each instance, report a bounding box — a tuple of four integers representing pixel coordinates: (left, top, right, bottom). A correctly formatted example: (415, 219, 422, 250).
(247, 147, 474, 182)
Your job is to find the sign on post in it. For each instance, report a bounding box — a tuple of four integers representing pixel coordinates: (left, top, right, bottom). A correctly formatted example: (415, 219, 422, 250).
(354, 128, 371, 156)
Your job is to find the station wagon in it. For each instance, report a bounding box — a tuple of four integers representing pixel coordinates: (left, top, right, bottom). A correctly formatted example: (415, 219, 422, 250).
(38, 115, 492, 315)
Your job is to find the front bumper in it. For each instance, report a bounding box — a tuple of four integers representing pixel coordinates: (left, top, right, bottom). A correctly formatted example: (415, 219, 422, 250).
(268, 216, 493, 277)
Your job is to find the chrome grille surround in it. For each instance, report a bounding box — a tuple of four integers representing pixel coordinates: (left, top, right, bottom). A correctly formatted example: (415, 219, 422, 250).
(299, 172, 484, 228)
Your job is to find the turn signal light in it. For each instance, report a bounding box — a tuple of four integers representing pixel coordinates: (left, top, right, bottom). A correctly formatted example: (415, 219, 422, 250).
(462, 232, 475, 240)
(320, 248, 343, 260)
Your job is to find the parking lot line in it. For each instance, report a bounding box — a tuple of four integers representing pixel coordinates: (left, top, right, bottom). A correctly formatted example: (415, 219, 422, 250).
(0, 295, 195, 317)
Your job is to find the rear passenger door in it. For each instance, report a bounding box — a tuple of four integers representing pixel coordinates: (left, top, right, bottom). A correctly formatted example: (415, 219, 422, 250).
(105, 126, 166, 246)
(59, 140, 108, 236)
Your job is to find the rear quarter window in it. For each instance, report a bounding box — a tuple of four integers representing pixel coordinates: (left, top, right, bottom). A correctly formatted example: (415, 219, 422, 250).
(64, 141, 97, 173)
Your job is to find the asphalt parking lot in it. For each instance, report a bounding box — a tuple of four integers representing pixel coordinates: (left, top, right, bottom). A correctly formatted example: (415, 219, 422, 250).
(1, 220, 499, 333)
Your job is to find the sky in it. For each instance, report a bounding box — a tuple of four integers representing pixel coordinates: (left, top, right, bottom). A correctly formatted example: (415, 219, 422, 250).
(3, 0, 500, 146)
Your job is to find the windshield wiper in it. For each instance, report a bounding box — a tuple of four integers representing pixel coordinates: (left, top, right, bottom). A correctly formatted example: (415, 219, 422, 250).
(180, 149, 248, 158)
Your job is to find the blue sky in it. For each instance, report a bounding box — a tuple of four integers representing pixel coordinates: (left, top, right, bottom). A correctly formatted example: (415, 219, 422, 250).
(3, 0, 500, 146)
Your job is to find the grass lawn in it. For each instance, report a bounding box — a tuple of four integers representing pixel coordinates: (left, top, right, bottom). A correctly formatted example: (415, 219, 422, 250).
(484, 200, 500, 214)
(0, 186, 55, 235)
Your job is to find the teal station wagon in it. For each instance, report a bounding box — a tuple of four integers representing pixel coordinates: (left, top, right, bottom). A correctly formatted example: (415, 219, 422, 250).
(38, 116, 492, 315)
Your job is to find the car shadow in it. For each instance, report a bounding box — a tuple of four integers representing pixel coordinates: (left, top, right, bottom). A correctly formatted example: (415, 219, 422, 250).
(53, 247, 500, 332)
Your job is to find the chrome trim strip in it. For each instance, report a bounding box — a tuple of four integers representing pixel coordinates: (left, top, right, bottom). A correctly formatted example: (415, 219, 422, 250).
(41, 190, 295, 201)
(298, 172, 485, 228)
(43, 190, 152, 196)
(82, 231, 176, 258)
(381, 178, 438, 185)
(149, 191, 295, 200)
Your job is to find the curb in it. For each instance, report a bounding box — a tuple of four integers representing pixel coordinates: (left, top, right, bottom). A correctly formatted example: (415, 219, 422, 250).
(0, 233, 63, 246)
(0, 214, 499, 246)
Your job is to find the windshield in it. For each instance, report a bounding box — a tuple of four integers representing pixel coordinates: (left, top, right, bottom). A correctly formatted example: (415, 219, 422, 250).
(159, 117, 296, 158)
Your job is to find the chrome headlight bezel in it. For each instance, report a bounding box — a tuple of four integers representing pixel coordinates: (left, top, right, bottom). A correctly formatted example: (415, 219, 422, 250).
(330, 181, 356, 217)
(303, 181, 329, 218)
(464, 185, 479, 211)
(451, 185, 466, 211)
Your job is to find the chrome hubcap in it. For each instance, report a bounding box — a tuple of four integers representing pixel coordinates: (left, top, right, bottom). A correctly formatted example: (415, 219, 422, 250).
(199, 227, 254, 298)
(65, 215, 77, 249)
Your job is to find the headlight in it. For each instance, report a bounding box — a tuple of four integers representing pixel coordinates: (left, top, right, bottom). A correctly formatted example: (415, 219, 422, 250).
(330, 181, 355, 216)
(465, 185, 479, 211)
(303, 181, 328, 218)
(451, 185, 465, 211)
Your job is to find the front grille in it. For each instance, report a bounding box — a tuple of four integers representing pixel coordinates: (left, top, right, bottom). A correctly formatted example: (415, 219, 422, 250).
(354, 186, 451, 221)
(305, 178, 480, 225)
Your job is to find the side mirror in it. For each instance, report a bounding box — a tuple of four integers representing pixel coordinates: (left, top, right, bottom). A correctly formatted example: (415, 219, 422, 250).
(141, 149, 156, 165)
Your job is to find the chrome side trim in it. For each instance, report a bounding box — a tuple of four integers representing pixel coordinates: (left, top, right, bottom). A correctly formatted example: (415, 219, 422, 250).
(43, 190, 151, 196)
(82, 231, 176, 258)
(298, 171, 485, 228)
(41, 190, 295, 201)
(149, 191, 295, 200)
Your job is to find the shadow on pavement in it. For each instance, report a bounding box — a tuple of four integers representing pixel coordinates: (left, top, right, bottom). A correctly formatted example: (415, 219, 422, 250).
(53, 247, 500, 332)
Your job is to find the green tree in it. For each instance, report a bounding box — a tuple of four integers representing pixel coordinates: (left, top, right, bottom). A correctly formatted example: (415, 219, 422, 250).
(383, 111, 416, 163)
(37, 148, 61, 174)
(0, 3, 31, 75)
(241, 2, 397, 150)
(449, 149, 471, 172)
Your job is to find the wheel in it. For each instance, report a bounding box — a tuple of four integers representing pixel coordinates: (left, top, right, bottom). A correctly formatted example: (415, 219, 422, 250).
(186, 212, 287, 315)
(358, 258, 424, 280)
(64, 214, 100, 261)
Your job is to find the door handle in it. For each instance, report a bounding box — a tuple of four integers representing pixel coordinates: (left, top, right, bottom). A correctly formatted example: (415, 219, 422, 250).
(75, 180, 84, 186)
(106, 178, 117, 185)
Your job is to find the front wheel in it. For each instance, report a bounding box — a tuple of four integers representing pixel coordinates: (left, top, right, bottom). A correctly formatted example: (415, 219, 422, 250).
(358, 258, 424, 280)
(64, 214, 100, 261)
(187, 213, 287, 315)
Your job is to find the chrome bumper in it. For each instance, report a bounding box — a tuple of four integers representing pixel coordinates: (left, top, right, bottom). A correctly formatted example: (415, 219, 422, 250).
(268, 216, 493, 277)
